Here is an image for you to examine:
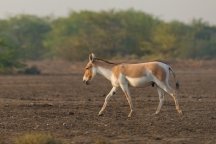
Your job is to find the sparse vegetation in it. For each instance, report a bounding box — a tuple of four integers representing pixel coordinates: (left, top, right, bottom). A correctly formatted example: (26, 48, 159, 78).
(15, 132, 63, 144)
(14, 133, 113, 144)
(94, 138, 112, 144)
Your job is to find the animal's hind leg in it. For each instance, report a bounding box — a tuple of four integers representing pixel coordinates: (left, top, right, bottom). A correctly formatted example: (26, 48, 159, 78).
(159, 83, 183, 115)
(155, 86, 164, 115)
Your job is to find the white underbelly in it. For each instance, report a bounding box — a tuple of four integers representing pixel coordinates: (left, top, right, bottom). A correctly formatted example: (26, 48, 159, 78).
(126, 76, 152, 87)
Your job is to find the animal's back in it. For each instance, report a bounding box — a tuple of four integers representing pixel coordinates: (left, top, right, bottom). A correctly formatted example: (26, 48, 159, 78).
(111, 62, 169, 85)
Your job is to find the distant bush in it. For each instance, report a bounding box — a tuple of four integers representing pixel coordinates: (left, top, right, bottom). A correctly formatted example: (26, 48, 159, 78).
(15, 132, 62, 144)
(0, 39, 25, 74)
(18, 65, 41, 75)
(24, 66, 41, 75)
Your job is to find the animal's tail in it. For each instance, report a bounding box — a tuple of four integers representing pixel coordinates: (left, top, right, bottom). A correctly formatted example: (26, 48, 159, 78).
(169, 67, 179, 89)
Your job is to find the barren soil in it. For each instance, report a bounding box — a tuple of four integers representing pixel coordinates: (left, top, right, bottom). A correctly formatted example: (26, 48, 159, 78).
(1, 60, 216, 144)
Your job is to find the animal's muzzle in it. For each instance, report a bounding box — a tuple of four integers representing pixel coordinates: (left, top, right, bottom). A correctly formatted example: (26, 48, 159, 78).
(83, 80, 89, 85)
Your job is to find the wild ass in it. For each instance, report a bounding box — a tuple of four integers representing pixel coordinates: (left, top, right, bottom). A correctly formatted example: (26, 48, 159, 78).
(83, 53, 183, 117)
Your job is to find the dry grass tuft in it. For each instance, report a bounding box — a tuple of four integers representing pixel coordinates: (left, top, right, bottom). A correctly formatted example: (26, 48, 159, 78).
(15, 132, 62, 144)
(94, 138, 113, 144)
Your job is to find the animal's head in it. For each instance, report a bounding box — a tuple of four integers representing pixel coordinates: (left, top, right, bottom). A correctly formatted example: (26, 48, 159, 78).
(83, 53, 97, 85)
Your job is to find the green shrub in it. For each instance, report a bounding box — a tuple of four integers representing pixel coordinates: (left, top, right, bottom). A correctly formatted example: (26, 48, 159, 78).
(15, 132, 62, 144)
(0, 39, 25, 74)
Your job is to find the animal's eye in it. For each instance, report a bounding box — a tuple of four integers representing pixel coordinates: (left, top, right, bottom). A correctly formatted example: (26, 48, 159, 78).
(86, 67, 89, 70)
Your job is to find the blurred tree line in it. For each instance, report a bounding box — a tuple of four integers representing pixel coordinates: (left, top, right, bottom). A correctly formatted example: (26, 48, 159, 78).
(0, 9, 216, 72)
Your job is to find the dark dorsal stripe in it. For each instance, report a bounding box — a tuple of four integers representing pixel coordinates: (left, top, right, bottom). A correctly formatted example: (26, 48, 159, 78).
(94, 57, 167, 66)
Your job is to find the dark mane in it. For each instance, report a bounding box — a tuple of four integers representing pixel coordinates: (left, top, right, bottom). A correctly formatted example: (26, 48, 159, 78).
(94, 57, 119, 65)
(94, 57, 168, 65)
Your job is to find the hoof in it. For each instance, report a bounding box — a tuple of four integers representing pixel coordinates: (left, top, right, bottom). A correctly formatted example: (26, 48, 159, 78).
(127, 110, 133, 117)
(98, 113, 103, 116)
(178, 110, 184, 116)
(153, 112, 159, 116)
(128, 112, 133, 117)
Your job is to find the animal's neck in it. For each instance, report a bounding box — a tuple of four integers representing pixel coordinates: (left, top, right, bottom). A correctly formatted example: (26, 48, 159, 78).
(95, 61, 113, 81)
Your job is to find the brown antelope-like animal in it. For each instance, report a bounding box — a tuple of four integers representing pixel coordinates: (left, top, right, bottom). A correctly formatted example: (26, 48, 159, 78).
(83, 53, 183, 117)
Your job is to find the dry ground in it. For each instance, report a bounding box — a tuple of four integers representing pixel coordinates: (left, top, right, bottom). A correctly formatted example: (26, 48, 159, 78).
(0, 59, 216, 144)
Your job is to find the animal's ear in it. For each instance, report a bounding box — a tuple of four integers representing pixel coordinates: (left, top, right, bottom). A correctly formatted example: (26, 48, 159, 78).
(89, 53, 95, 63)
(91, 53, 96, 58)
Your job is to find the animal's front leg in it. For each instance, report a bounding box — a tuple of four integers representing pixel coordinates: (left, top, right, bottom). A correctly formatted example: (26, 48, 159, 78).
(98, 87, 118, 116)
(120, 84, 133, 117)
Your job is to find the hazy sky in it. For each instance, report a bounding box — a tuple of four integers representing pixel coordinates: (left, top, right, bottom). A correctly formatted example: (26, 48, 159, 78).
(1, 0, 216, 25)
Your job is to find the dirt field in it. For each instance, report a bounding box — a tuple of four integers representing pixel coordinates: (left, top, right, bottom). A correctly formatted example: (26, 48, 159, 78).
(1, 60, 216, 144)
